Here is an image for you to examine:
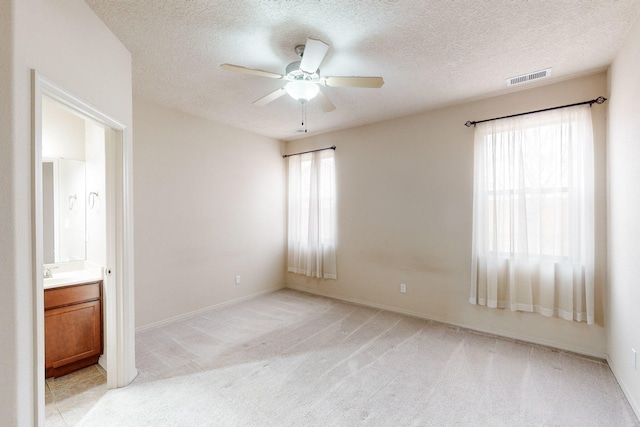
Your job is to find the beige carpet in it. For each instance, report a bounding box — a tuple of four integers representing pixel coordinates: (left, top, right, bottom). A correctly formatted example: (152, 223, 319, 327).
(77, 289, 638, 426)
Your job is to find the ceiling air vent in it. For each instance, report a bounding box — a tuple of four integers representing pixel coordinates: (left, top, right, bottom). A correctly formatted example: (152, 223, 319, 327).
(506, 68, 552, 87)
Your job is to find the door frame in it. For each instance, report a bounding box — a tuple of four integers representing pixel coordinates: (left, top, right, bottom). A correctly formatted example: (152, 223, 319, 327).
(32, 70, 137, 424)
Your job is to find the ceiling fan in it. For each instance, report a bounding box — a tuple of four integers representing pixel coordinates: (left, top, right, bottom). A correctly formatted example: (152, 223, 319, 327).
(221, 38, 384, 112)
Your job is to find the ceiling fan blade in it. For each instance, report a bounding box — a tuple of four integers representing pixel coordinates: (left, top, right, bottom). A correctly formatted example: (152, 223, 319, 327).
(324, 76, 384, 88)
(252, 87, 287, 106)
(287, 128, 308, 134)
(220, 63, 283, 79)
(316, 89, 336, 112)
(299, 38, 329, 74)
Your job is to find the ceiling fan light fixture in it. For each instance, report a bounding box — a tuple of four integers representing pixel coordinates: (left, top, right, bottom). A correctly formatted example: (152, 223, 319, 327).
(285, 80, 319, 102)
(221, 37, 383, 113)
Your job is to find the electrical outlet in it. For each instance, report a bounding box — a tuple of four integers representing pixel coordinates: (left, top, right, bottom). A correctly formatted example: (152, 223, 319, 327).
(633, 348, 637, 369)
(235, 275, 241, 285)
(400, 283, 406, 293)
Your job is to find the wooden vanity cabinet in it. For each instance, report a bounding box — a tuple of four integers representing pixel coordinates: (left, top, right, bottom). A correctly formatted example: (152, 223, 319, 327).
(44, 281, 103, 378)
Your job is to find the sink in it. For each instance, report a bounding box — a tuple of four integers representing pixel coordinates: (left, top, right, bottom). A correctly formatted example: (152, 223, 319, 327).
(44, 262, 103, 289)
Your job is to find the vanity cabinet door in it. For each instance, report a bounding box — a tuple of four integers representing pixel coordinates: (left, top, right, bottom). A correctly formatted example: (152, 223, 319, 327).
(44, 282, 102, 378)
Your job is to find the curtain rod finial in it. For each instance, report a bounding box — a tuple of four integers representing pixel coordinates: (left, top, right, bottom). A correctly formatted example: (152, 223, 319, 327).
(465, 121, 474, 127)
(595, 96, 607, 104)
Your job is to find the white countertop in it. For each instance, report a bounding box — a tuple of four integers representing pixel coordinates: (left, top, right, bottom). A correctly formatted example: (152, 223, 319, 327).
(44, 262, 104, 289)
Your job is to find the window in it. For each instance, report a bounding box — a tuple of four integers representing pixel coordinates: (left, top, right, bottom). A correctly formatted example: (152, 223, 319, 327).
(470, 105, 595, 324)
(287, 149, 337, 279)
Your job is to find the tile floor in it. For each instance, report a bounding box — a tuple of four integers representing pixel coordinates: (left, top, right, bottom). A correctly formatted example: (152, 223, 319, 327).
(45, 364, 108, 426)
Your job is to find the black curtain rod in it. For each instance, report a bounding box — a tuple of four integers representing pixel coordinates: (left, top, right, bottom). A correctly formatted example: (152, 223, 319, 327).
(464, 96, 607, 127)
(282, 145, 336, 159)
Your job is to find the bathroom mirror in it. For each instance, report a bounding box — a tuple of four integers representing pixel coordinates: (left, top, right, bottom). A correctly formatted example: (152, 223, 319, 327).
(42, 157, 86, 263)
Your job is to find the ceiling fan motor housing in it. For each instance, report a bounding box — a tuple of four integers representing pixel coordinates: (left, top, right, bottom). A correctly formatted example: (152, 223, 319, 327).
(286, 61, 319, 81)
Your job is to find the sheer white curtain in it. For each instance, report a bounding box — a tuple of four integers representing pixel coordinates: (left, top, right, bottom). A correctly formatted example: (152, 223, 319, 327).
(470, 105, 595, 324)
(287, 149, 337, 279)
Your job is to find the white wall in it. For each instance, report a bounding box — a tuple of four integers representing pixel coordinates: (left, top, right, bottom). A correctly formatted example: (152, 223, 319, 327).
(0, 1, 18, 423)
(42, 98, 85, 160)
(42, 100, 92, 264)
(56, 159, 86, 262)
(41, 99, 108, 267)
(85, 120, 107, 266)
(0, 0, 132, 423)
(133, 98, 286, 328)
(607, 14, 640, 417)
(286, 72, 608, 357)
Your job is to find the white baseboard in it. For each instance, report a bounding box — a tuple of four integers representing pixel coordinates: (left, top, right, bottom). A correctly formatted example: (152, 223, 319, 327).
(285, 285, 606, 360)
(606, 354, 640, 421)
(136, 285, 285, 332)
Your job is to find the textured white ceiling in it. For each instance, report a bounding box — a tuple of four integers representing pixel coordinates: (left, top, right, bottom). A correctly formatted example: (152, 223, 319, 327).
(85, 0, 640, 141)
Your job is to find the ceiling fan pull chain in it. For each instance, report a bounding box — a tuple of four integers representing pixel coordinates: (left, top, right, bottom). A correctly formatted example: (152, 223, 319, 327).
(303, 103, 308, 133)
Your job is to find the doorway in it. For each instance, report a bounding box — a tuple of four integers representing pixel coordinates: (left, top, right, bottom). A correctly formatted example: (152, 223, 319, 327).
(32, 71, 136, 425)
